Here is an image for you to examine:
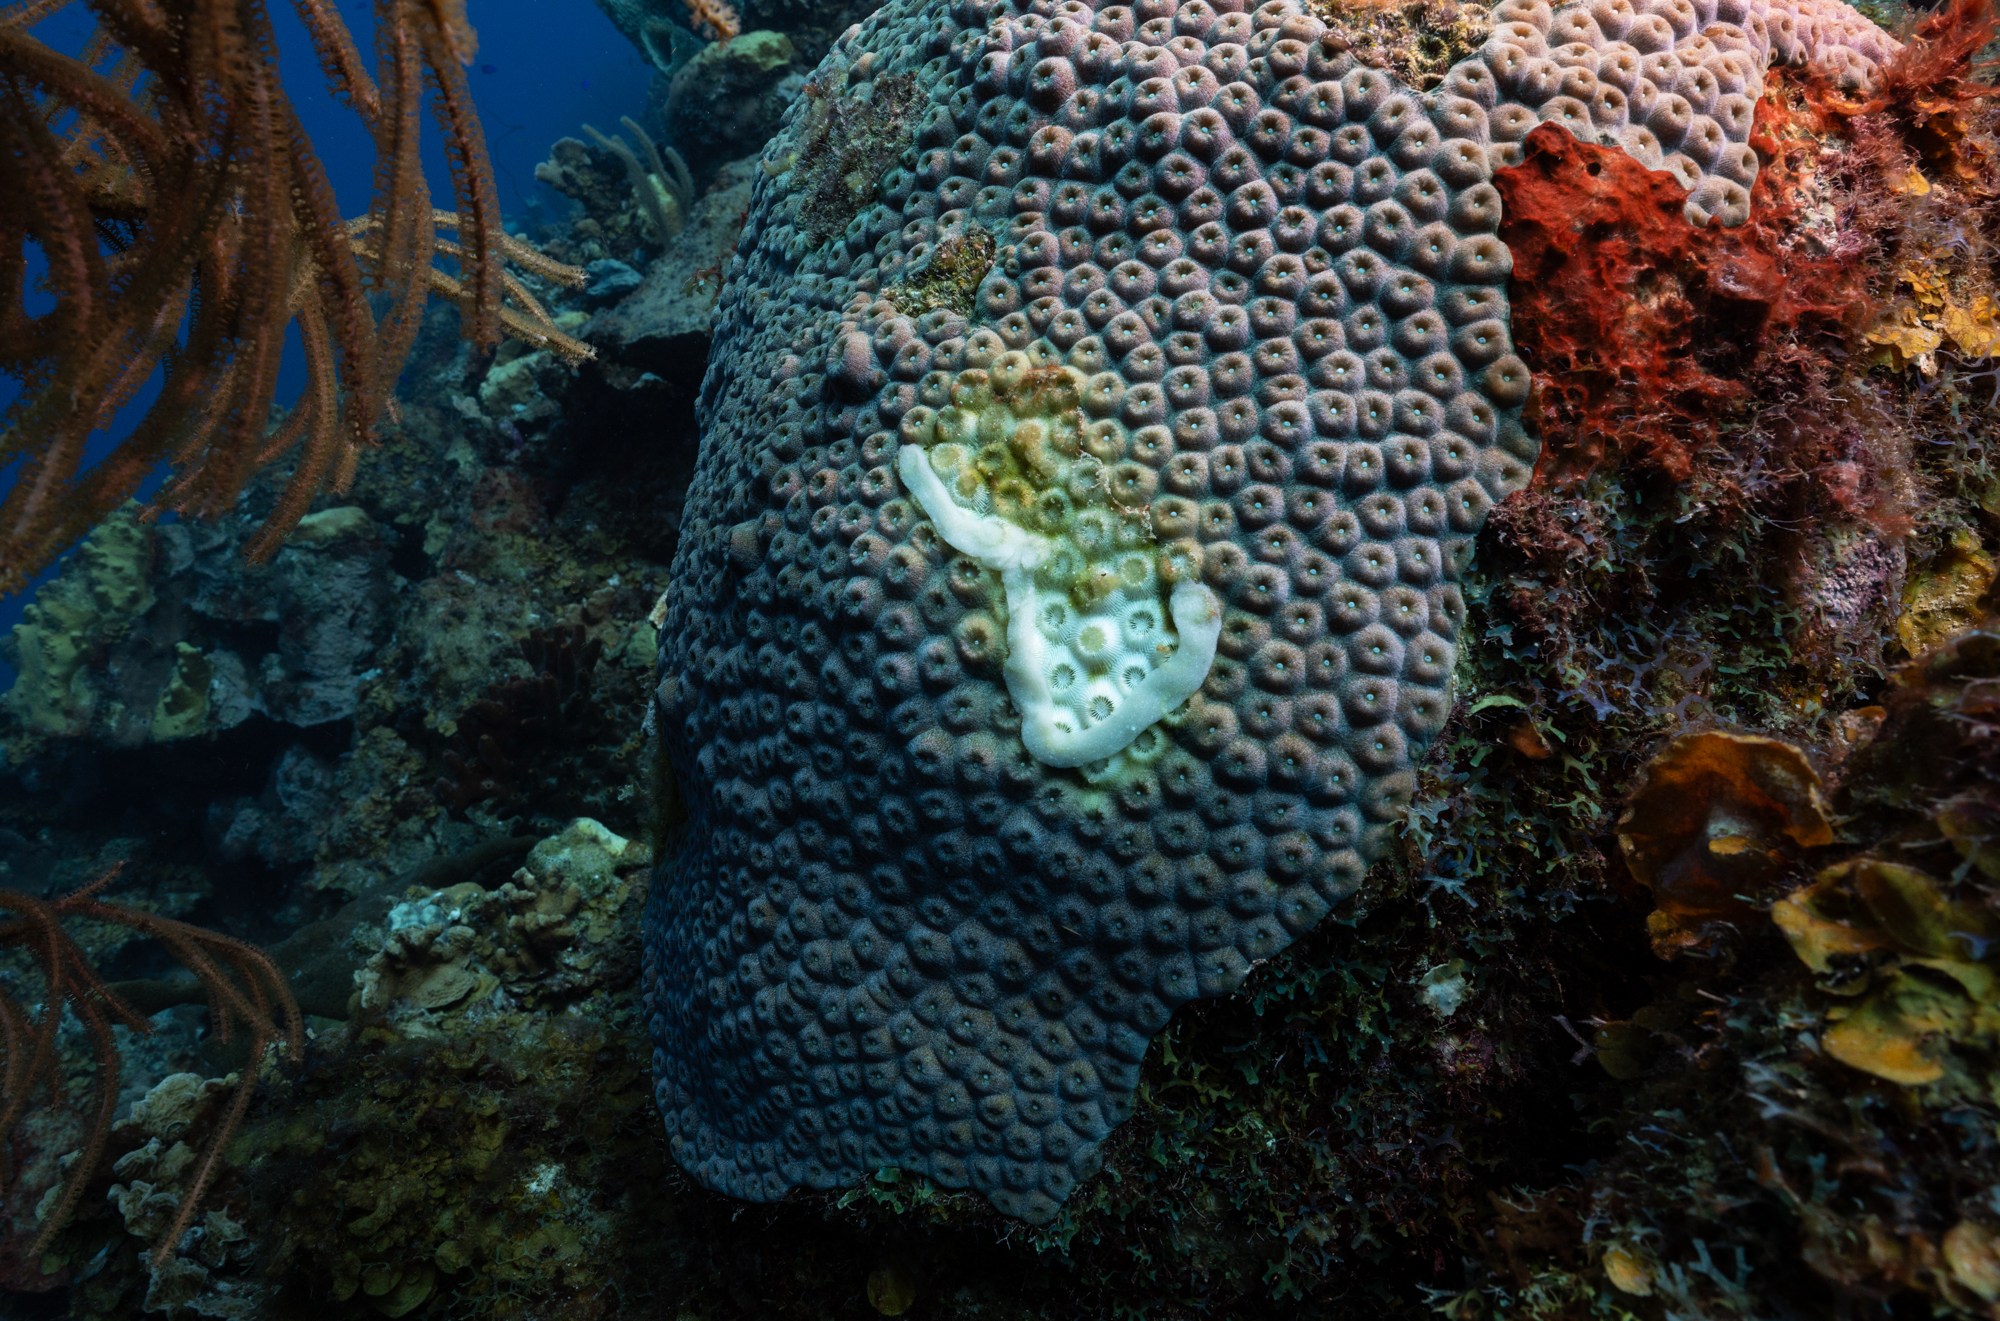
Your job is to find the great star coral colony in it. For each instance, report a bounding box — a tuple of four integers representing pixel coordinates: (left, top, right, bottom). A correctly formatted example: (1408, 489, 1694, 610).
(647, 0, 1897, 1220)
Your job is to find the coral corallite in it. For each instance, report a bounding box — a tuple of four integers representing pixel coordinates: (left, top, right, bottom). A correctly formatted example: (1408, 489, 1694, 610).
(646, 0, 1900, 1220)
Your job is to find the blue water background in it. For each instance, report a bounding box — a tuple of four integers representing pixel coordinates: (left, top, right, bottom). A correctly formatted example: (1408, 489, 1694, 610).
(0, 0, 659, 686)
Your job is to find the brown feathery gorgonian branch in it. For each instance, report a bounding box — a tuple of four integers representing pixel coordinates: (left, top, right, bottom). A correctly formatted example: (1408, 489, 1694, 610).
(682, 0, 741, 43)
(343, 210, 594, 366)
(0, 864, 304, 1270)
(0, 0, 592, 592)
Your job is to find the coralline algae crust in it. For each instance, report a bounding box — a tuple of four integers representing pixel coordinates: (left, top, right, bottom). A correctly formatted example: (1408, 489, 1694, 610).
(648, 0, 1899, 1221)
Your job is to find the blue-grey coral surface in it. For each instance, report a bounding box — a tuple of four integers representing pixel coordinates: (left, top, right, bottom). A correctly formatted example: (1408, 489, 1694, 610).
(648, 0, 1897, 1219)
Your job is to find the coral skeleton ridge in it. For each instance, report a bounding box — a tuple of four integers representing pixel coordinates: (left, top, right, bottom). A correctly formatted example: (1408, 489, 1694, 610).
(647, 0, 1902, 1223)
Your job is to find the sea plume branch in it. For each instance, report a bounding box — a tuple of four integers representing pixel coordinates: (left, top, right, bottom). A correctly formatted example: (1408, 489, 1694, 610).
(0, 864, 303, 1269)
(0, 0, 591, 592)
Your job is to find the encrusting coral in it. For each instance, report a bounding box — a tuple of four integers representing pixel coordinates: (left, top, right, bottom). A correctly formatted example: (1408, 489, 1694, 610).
(646, 0, 1908, 1224)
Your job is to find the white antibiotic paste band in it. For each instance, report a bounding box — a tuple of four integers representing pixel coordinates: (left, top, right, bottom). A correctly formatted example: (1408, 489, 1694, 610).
(898, 442, 1222, 770)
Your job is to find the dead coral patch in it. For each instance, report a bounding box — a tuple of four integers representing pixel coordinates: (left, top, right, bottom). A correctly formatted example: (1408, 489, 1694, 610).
(883, 229, 997, 319)
(1304, 0, 1491, 89)
(786, 66, 923, 246)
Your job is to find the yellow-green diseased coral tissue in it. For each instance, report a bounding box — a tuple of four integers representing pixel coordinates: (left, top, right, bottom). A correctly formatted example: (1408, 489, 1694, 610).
(895, 355, 1221, 771)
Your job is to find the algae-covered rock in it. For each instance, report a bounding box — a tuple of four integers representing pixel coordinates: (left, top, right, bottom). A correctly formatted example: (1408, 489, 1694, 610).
(521, 817, 643, 894)
(584, 156, 759, 382)
(40, 820, 670, 1319)
(233, 822, 666, 1317)
(0, 498, 394, 759)
(1898, 527, 1996, 657)
(664, 30, 800, 170)
(352, 819, 650, 1024)
(1, 506, 155, 742)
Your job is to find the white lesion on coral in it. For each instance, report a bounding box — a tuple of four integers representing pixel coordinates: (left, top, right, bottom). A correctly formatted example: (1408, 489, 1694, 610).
(897, 437, 1221, 772)
(895, 437, 1054, 577)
